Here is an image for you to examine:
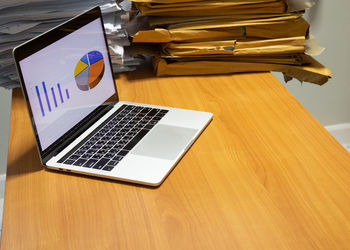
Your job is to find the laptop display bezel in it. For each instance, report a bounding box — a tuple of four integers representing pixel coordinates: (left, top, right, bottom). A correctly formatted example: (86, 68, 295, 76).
(13, 6, 119, 164)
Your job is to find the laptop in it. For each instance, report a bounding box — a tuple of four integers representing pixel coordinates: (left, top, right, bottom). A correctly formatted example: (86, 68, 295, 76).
(13, 6, 212, 186)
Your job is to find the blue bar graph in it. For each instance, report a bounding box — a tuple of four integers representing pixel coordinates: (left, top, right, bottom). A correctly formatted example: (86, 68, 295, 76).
(51, 87, 58, 107)
(35, 82, 71, 117)
(57, 83, 64, 103)
(42, 81, 51, 112)
(35, 85, 45, 117)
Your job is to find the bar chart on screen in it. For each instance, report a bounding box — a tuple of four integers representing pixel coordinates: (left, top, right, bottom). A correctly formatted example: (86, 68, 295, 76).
(35, 81, 70, 117)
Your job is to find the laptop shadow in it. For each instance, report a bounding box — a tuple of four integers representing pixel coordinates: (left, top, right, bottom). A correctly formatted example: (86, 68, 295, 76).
(6, 145, 158, 189)
(6, 145, 45, 177)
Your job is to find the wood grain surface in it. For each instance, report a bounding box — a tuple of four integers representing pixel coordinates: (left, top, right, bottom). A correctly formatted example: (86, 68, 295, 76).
(1, 70, 350, 250)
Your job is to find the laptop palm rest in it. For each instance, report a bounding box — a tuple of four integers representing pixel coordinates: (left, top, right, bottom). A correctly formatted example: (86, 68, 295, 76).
(131, 124, 197, 160)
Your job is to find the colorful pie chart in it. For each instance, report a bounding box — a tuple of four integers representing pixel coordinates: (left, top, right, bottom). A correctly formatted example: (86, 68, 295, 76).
(74, 50, 105, 91)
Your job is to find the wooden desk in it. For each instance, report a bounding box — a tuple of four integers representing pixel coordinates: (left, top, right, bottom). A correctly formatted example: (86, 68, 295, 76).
(2, 71, 350, 249)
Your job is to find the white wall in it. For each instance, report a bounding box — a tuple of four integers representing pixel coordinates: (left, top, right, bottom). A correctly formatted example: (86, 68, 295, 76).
(275, 0, 350, 126)
(0, 89, 11, 175)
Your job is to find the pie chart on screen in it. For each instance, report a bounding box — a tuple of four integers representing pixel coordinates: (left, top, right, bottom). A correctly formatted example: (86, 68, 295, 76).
(74, 50, 105, 91)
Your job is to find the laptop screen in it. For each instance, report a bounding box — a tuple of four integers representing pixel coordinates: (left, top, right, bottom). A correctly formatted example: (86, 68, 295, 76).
(18, 16, 116, 152)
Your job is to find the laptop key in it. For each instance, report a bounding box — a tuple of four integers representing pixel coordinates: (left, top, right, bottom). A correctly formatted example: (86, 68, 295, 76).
(112, 155, 123, 161)
(68, 155, 80, 160)
(75, 149, 85, 155)
(123, 135, 132, 141)
(113, 145, 123, 151)
(106, 141, 115, 146)
(82, 153, 93, 159)
(147, 109, 158, 116)
(109, 148, 118, 154)
(80, 145, 90, 150)
(159, 110, 169, 114)
(92, 158, 109, 169)
(95, 132, 104, 137)
(141, 107, 151, 113)
(87, 148, 97, 154)
(64, 159, 75, 165)
(110, 128, 120, 133)
(85, 140, 95, 146)
(91, 153, 104, 159)
(120, 104, 127, 110)
(148, 120, 158, 125)
(102, 145, 111, 150)
(102, 166, 114, 171)
(108, 160, 118, 166)
(125, 105, 134, 110)
(123, 129, 149, 151)
(119, 139, 128, 145)
(144, 124, 154, 130)
(97, 149, 108, 154)
(117, 150, 129, 156)
(74, 158, 87, 166)
(102, 135, 111, 141)
(83, 159, 98, 168)
(104, 153, 114, 159)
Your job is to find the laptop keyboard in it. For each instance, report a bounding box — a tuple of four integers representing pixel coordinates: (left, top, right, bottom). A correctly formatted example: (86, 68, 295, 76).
(57, 104, 168, 171)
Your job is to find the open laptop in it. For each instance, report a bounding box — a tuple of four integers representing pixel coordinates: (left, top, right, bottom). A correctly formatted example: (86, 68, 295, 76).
(13, 6, 212, 186)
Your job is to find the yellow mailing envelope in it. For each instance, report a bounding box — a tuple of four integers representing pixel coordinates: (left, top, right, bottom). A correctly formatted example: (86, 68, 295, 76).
(161, 37, 305, 56)
(153, 55, 331, 85)
(132, 28, 244, 43)
(136, 1, 286, 16)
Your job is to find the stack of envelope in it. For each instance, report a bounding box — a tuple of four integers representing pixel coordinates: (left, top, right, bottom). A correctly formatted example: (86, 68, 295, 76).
(130, 0, 331, 85)
(0, 0, 144, 89)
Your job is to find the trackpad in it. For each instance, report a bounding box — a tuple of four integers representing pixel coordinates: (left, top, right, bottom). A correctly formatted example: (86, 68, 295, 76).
(131, 125, 198, 160)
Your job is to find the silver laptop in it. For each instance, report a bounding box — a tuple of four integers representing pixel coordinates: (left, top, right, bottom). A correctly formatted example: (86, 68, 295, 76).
(13, 7, 212, 186)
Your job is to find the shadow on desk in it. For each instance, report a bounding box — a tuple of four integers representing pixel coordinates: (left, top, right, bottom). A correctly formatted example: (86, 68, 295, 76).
(7, 143, 158, 189)
(7, 145, 44, 177)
